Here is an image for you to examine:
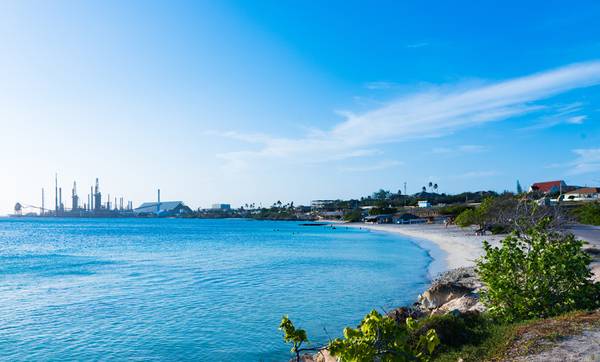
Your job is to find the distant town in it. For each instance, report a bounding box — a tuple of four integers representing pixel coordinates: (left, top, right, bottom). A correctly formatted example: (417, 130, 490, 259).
(11, 175, 599, 223)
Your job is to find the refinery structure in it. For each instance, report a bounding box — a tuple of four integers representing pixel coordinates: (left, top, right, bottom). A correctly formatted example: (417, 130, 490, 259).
(20, 174, 135, 217)
(14, 174, 187, 218)
(13, 174, 201, 218)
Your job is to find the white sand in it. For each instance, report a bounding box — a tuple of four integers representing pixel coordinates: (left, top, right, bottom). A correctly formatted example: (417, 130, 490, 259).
(344, 223, 504, 275)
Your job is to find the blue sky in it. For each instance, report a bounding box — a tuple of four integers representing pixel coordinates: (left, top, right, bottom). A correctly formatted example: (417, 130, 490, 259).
(1, 1, 600, 214)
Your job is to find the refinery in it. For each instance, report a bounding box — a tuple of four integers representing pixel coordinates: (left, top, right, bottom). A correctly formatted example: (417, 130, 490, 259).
(12, 175, 135, 217)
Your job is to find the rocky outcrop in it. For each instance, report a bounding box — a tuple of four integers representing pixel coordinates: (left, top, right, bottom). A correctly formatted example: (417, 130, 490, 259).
(416, 267, 486, 315)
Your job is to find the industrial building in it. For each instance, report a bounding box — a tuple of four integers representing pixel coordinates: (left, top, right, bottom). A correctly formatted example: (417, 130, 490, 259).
(133, 189, 192, 217)
(211, 203, 231, 210)
(134, 201, 192, 216)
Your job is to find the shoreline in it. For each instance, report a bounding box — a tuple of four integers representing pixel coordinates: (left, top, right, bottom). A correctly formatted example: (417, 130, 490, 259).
(343, 222, 505, 278)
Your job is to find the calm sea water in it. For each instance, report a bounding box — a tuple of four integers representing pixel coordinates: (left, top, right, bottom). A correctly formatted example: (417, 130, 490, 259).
(0, 218, 432, 361)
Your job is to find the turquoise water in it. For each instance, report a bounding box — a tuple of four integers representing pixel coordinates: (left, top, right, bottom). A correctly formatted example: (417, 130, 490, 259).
(0, 218, 432, 361)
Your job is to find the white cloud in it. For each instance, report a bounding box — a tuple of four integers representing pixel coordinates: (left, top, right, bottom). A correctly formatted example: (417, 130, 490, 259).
(339, 160, 403, 172)
(521, 101, 588, 130)
(570, 148, 600, 175)
(566, 115, 587, 124)
(431, 144, 488, 154)
(452, 170, 499, 179)
(365, 81, 396, 90)
(214, 61, 600, 168)
(406, 42, 429, 48)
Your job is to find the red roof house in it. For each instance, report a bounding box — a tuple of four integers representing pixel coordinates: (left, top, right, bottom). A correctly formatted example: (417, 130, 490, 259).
(529, 180, 567, 194)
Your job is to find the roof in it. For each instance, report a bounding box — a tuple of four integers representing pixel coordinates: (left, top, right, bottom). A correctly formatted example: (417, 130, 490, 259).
(564, 187, 600, 195)
(134, 201, 188, 214)
(530, 180, 565, 193)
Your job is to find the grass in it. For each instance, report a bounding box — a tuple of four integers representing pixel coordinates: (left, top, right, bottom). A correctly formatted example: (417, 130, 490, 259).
(427, 310, 600, 362)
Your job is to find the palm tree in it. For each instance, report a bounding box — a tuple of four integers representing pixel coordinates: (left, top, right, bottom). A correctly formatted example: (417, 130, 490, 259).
(433, 183, 438, 193)
(422, 186, 427, 193)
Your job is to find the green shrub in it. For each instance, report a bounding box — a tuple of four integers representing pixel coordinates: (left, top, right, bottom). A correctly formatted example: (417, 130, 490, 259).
(411, 313, 493, 349)
(489, 224, 509, 235)
(328, 310, 439, 361)
(279, 316, 309, 361)
(454, 209, 479, 228)
(369, 207, 397, 215)
(438, 204, 472, 217)
(281, 311, 439, 362)
(476, 220, 600, 322)
(344, 209, 363, 222)
(572, 202, 600, 226)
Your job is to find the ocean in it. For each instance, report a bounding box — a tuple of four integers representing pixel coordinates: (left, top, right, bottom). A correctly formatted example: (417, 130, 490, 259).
(0, 218, 432, 361)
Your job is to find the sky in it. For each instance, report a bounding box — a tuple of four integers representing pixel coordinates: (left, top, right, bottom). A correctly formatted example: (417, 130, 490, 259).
(1, 0, 600, 214)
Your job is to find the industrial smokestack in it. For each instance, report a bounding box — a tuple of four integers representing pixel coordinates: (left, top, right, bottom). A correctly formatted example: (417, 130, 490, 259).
(59, 187, 62, 212)
(55, 173, 58, 214)
(157, 189, 161, 214)
(41, 188, 45, 216)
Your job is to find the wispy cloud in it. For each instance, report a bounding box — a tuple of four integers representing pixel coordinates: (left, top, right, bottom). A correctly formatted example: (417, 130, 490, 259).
(213, 61, 600, 168)
(339, 160, 403, 172)
(521, 101, 588, 130)
(452, 170, 499, 179)
(406, 42, 429, 48)
(570, 148, 600, 175)
(566, 115, 587, 124)
(431, 144, 488, 154)
(364, 81, 397, 90)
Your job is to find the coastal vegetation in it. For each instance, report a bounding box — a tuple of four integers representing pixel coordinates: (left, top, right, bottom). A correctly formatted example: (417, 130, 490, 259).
(280, 311, 440, 362)
(477, 220, 599, 322)
(572, 201, 600, 226)
(280, 218, 600, 361)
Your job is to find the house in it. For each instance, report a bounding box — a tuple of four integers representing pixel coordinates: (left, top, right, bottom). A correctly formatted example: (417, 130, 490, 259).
(417, 200, 431, 208)
(134, 201, 192, 216)
(311, 200, 336, 210)
(562, 187, 600, 202)
(364, 214, 393, 224)
(529, 180, 567, 194)
(392, 212, 420, 224)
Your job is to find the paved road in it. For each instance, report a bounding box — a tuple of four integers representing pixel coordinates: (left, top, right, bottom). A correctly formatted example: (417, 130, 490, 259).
(569, 224, 600, 247)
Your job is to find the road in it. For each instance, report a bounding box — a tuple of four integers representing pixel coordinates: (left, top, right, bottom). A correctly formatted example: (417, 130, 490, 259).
(569, 224, 600, 247)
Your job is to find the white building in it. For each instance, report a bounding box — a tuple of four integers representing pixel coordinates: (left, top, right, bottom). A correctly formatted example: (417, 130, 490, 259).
(211, 203, 231, 210)
(417, 200, 431, 208)
(562, 187, 600, 202)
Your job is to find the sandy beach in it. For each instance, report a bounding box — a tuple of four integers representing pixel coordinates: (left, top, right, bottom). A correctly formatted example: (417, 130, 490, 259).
(345, 222, 600, 282)
(344, 223, 505, 276)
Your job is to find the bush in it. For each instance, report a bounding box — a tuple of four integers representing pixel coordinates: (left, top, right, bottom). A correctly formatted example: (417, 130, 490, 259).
(368, 207, 397, 215)
(572, 202, 600, 226)
(411, 313, 493, 349)
(280, 311, 439, 362)
(328, 310, 439, 362)
(344, 209, 363, 222)
(438, 204, 473, 217)
(455, 209, 480, 228)
(476, 220, 600, 322)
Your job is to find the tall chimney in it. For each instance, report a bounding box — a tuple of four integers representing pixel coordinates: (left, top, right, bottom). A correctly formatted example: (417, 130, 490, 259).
(41, 188, 45, 216)
(157, 189, 161, 214)
(55, 173, 58, 214)
(59, 187, 62, 212)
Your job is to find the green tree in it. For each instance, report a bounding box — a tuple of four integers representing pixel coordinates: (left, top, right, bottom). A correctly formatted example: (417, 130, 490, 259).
(372, 189, 392, 200)
(516, 180, 523, 194)
(279, 316, 310, 362)
(476, 220, 600, 322)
